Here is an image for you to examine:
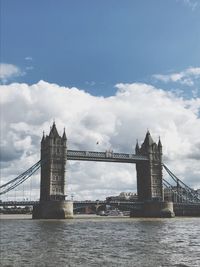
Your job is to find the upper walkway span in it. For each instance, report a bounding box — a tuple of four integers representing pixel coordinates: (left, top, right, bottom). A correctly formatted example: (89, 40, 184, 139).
(67, 150, 149, 163)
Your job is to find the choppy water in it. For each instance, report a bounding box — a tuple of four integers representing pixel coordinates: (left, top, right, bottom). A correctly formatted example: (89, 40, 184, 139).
(0, 215, 200, 267)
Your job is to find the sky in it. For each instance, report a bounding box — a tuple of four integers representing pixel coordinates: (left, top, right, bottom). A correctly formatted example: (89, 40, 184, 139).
(0, 0, 200, 200)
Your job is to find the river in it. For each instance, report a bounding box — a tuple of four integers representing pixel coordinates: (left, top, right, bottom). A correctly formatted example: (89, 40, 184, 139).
(0, 215, 199, 267)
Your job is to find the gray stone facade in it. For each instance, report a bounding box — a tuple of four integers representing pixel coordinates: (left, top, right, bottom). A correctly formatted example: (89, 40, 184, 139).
(136, 131, 163, 202)
(40, 122, 67, 201)
(33, 122, 73, 219)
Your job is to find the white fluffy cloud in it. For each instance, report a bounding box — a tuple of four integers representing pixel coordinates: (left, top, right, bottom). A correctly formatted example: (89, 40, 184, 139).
(0, 63, 24, 83)
(0, 81, 200, 200)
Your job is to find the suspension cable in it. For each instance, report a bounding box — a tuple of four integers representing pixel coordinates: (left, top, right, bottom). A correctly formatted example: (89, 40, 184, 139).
(163, 164, 197, 193)
(163, 164, 200, 202)
(163, 178, 191, 203)
(0, 161, 41, 195)
(0, 160, 41, 189)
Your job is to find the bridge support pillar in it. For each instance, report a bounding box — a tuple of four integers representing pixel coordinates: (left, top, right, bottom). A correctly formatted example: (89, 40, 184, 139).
(32, 200, 73, 219)
(143, 200, 174, 217)
(130, 201, 175, 218)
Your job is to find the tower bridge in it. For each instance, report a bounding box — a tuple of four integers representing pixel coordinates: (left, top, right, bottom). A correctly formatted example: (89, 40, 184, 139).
(1, 122, 200, 218)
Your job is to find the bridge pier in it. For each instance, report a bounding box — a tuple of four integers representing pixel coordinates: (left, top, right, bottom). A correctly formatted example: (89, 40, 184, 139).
(33, 200, 73, 219)
(130, 200, 175, 218)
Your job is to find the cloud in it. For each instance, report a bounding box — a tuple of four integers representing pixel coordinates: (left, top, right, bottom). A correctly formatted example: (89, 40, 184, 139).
(25, 56, 33, 61)
(0, 63, 25, 84)
(85, 81, 96, 86)
(0, 81, 200, 200)
(177, 0, 200, 10)
(183, 0, 199, 10)
(153, 67, 200, 93)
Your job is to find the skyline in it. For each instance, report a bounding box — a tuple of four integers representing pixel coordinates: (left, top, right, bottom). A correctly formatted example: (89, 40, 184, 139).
(0, 1, 200, 200)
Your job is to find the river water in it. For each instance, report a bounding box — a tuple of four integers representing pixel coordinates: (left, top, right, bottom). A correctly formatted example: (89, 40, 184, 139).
(0, 215, 199, 267)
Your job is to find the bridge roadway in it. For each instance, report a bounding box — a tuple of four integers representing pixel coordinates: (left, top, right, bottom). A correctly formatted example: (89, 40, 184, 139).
(1, 201, 200, 216)
(67, 150, 148, 163)
(0, 200, 137, 208)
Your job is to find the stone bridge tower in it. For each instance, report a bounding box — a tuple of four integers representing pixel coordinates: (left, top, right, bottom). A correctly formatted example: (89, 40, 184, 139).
(33, 122, 73, 219)
(134, 131, 174, 217)
(40, 122, 67, 201)
(136, 131, 163, 202)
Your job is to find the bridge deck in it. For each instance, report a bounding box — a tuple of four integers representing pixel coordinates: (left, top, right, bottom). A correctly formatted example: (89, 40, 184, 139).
(0, 200, 140, 207)
(67, 150, 148, 163)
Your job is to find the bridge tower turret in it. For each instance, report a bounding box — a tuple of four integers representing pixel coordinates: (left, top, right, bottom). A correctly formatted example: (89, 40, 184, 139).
(135, 131, 163, 202)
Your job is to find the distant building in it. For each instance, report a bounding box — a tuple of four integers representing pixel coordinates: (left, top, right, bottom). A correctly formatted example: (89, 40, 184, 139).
(106, 192, 138, 202)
